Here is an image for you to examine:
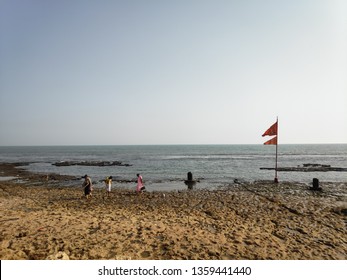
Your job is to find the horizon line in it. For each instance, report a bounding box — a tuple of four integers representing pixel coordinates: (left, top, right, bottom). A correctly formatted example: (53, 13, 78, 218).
(1, 143, 346, 147)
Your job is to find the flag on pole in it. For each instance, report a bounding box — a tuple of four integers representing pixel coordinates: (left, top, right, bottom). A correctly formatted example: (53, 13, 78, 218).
(262, 121, 278, 137)
(262, 118, 279, 183)
(264, 136, 277, 145)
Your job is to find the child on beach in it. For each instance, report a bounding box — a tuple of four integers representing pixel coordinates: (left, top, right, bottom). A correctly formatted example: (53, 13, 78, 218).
(105, 176, 112, 197)
(82, 174, 93, 199)
(136, 174, 145, 193)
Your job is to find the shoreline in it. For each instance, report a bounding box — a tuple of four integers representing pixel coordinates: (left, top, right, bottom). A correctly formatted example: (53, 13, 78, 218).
(0, 163, 346, 260)
(1, 162, 346, 188)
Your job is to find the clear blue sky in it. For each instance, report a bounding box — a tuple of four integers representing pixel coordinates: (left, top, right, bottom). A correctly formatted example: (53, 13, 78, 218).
(1, 0, 346, 145)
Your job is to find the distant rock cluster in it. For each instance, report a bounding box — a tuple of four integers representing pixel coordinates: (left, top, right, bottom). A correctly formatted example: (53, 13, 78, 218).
(52, 161, 132, 167)
(260, 163, 347, 172)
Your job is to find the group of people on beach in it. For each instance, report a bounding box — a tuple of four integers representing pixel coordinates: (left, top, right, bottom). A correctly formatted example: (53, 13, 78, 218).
(82, 173, 145, 199)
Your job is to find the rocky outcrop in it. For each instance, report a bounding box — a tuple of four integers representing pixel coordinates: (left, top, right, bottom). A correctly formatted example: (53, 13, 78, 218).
(260, 163, 347, 172)
(52, 161, 132, 167)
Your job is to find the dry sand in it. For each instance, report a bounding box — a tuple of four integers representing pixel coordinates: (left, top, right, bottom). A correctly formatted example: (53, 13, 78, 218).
(0, 163, 346, 260)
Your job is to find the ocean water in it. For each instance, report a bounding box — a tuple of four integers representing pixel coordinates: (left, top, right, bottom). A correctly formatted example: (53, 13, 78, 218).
(0, 144, 346, 191)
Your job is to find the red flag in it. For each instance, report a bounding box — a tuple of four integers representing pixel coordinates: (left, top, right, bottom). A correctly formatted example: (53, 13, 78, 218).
(262, 121, 278, 137)
(264, 136, 277, 145)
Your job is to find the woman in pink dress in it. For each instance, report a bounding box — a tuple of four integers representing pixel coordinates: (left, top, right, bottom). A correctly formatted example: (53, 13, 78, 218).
(136, 173, 145, 193)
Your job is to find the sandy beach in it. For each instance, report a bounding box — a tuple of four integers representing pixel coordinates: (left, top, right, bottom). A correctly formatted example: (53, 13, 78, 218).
(0, 164, 346, 260)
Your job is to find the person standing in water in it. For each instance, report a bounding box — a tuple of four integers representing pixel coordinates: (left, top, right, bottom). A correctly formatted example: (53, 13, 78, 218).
(105, 176, 112, 197)
(136, 173, 145, 193)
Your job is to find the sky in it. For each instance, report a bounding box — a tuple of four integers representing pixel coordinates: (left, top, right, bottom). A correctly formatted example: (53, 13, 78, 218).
(0, 0, 346, 146)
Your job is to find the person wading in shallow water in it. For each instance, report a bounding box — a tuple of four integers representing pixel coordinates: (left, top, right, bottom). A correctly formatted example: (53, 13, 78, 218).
(136, 173, 145, 194)
(82, 174, 93, 199)
(104, 176, 112, 197)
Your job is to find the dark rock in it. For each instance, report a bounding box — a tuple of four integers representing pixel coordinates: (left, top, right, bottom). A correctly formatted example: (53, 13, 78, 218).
(52, 161, 132, 167)
(260, 163, 347, 172)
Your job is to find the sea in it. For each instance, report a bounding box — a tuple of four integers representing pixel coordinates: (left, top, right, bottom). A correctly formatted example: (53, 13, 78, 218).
(0, 144, 346, 191)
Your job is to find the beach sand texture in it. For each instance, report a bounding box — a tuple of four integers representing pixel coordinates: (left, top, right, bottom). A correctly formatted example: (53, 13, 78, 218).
(1, 179, 346, 260)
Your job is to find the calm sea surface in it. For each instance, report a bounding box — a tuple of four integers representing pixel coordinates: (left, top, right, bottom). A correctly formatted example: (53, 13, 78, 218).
(0, 144, 346, 191)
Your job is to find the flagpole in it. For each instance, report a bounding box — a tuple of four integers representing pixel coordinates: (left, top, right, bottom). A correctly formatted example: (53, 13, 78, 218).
(274, 117, 278, 183)
(262, 118, 279, 183)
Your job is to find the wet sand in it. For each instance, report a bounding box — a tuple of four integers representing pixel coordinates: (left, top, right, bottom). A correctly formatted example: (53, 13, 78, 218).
(0, 163, 346, 260)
